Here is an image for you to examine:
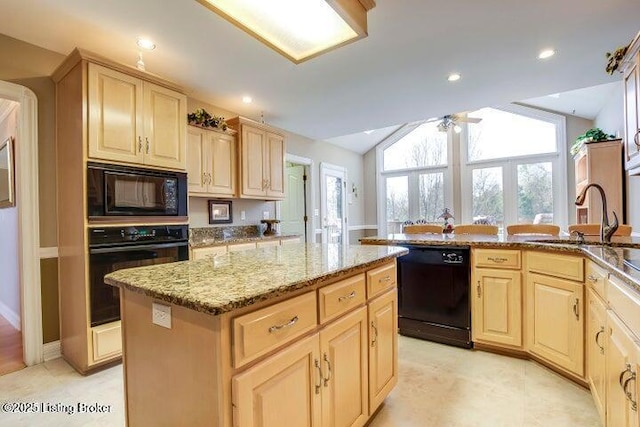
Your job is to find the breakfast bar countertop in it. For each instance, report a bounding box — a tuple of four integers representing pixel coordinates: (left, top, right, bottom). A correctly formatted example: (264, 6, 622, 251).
(104, 243, 407, 316)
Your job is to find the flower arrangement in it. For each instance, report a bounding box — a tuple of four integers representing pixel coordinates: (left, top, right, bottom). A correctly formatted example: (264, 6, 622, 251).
(570, 128, 616, 156)
(187, 108, 228, 131)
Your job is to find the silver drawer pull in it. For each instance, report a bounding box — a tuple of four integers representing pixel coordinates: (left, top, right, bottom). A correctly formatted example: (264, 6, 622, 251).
(487, 257, 507, 263)
(587, 274, 598, 283)
(338, 291, 356, 302)
(268, 316, 299, 333)
(379, 275, 392, 283)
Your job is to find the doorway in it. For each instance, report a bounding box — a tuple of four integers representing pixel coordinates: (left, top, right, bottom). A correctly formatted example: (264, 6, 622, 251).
(320, 162, 348, 246)
(0, 80, 42, 369)
(278, 154, 314, 243)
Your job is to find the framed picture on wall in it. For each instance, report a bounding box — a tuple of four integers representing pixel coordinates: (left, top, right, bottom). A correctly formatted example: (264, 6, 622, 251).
(208, 200, 232, 224)
(0, 137, 15, 209)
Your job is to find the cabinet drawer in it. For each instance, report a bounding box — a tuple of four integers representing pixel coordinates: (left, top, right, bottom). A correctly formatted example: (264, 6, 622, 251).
(233, 292, 317, 368)
(586, 261, 608, 300)
(366, 262, 397, 299)
(228, 242, 257, 252)
(526, 251, 584, 282)
(318, 274, 366, 323)
(608, 275, 640, 337)
(474, 249, 521, 269)
(92, 321, 122, 362)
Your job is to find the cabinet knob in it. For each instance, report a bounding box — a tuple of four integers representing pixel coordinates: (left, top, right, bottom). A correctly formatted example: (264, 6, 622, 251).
(145, 137, 150, 154)
(138, 136, 143, 153)
(476, 281, 481, 298)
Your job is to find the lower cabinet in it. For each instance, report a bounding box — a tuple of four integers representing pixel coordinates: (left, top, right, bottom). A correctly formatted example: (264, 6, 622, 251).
(606, 311, 639, 427)
(472, 268, 522, 347)
(587, 289, 607, 424)
(526, 272, 584, 376)
(233, 306, 370, 427)
(368, 289, 398, 414)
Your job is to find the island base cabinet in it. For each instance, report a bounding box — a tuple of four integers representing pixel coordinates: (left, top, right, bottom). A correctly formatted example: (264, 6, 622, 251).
(587, 289, 607, 424)
(232, 334, 322, 427)
(526, 273, 584, 377)
(472, 268, 522, 348)
(606, 312, 639, 427)
(368, 289, 398, 414)
(233, 307, 370, 427)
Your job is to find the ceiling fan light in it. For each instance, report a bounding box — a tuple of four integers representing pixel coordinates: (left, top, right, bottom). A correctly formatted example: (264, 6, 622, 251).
(453, 124, 462, 133)
(197, 0, 375, 63)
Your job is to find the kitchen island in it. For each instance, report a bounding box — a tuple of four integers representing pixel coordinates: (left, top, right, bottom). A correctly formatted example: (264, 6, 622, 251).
(105, 243, 407, 427)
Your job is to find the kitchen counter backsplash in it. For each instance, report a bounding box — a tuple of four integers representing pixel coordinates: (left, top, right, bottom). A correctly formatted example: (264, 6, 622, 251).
(190, 225, 262, 243)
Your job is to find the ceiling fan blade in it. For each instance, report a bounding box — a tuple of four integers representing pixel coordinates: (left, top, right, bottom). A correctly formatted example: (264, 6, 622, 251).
(454, 116, 482, 124)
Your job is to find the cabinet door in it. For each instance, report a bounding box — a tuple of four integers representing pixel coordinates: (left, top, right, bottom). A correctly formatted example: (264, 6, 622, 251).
(232, 334, 322, 427)
(587, 289, 607, 424)
(320, 307, 368, 427)
(606, 312, 639, 427)
(624, 53, 640, 172)
(368, 289, 398, 414)
(190, 246, 227, 260)
(472, 268, 522, 347)
(266, 132, 285, 199)
(143, 82, 187, 170)
(526, 273, 584, 376)
(88, 63, 144, 164)
(241, 124, 267, 197)
(186, 127, 208, 194)
(210, 132, 236, 196)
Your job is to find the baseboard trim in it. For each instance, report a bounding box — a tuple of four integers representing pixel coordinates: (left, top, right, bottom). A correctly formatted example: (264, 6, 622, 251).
(39, 247, 58, 259)
(43, 340, 61, 361)
(0, 300, 20, 331)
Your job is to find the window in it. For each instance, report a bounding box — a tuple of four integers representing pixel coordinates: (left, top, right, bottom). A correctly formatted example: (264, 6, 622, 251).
(378, 122, 452, 234)
(376, 104, 567, 235)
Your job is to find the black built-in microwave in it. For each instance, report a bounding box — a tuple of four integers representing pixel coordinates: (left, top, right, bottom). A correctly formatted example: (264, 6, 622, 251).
(87, 162, 188, 219)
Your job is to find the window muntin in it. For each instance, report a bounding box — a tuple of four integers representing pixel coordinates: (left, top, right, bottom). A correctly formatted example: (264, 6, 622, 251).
(383, 122, 447, 171)
(467, 108, 557, 162)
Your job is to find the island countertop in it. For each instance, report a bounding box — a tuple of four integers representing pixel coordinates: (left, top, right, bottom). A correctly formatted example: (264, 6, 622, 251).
(104, 243, 407, 316)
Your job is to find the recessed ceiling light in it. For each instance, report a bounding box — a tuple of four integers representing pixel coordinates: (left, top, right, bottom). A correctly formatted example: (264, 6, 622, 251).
(548, 93, 561, 99)
(447, 73, 461, 82)
(242, 96, 253, 104)
(363, 130, 375, 135)
(538, 49, 555, 59)
(136, 37, 156, 50)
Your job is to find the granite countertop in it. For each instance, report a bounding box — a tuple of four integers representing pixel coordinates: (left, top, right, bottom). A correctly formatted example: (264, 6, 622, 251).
(190, 233, 301, 248)
(105, 243, 407, 316)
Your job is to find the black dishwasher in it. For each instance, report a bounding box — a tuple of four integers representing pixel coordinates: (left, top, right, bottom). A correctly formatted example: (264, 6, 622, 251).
(397, 245, 472, 348)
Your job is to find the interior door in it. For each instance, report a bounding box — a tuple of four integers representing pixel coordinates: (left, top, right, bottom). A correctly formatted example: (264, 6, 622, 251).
(281, 163, 306, 238)
(320, 163, 347, 246)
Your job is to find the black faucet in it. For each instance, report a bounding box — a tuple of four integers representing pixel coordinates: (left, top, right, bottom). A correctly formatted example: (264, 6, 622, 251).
(575, 183, 619, 243)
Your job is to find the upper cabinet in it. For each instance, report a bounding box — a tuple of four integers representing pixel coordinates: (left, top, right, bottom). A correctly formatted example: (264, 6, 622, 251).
(187, 125, 236, 197)
(88, 63, 187, 171)
(228, 117, 285, 200)
(622, 32, 640, 175)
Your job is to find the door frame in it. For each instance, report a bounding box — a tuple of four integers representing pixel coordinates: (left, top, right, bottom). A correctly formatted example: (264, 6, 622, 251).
(276, 153, 316, 243)
(320, 162, 348, 246)
(0, 80, 42, 366)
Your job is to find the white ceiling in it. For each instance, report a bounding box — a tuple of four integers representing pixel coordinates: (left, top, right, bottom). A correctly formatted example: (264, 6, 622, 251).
(1, 0, 638, 148)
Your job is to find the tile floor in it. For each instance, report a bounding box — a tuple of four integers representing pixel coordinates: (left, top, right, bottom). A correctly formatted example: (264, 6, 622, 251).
(0, 336, 600, 426)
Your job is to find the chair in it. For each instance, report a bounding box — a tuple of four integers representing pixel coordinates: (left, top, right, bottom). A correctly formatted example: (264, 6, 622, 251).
(403, 224, 442, 234)
(506, 224, 560, 236)
(568, 223, 632, 236)
(454, 224, 499, 235)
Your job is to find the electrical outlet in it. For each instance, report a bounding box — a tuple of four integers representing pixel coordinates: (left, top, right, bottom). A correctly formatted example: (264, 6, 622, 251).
(241, 210, 246, 220)
(263, 211, 269, 219)
(152, 302, 172, 329)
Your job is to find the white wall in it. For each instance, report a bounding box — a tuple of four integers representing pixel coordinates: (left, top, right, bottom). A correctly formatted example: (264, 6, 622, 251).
(0, 102, 20, 329)
(189, 197, 275, 229)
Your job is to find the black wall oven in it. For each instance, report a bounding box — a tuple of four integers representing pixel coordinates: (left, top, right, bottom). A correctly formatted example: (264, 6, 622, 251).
(89, 225, 189, 327)
(87, 162, 188, 219)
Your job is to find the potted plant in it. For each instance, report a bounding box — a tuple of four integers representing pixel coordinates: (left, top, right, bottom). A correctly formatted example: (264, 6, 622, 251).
(570, 128, 616, 156)
(187, 108, 228, 131)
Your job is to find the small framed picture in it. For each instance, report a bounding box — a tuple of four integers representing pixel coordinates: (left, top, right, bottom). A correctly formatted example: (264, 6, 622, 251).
(208, 200, 232, 224)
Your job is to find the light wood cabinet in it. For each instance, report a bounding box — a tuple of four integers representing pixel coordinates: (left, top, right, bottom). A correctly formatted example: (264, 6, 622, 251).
(587, 289, 607, 424)
(88, 63, 187, 170)
(573, 140, 624, 223)
(233, 334, 322, 427)
(472, 268, 522, 348)
(187, 125, 236, 197)
(191, 245, 228, 260)
(606, 311, 639, 427)
(228, 117, 285, 200)
(368, 289, 398, 414)
(526, 271, 584, 376)
(622, 32, 640, 175)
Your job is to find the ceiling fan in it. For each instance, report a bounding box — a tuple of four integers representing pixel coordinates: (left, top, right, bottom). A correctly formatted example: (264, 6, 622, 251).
(426, 114, 482, 133)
